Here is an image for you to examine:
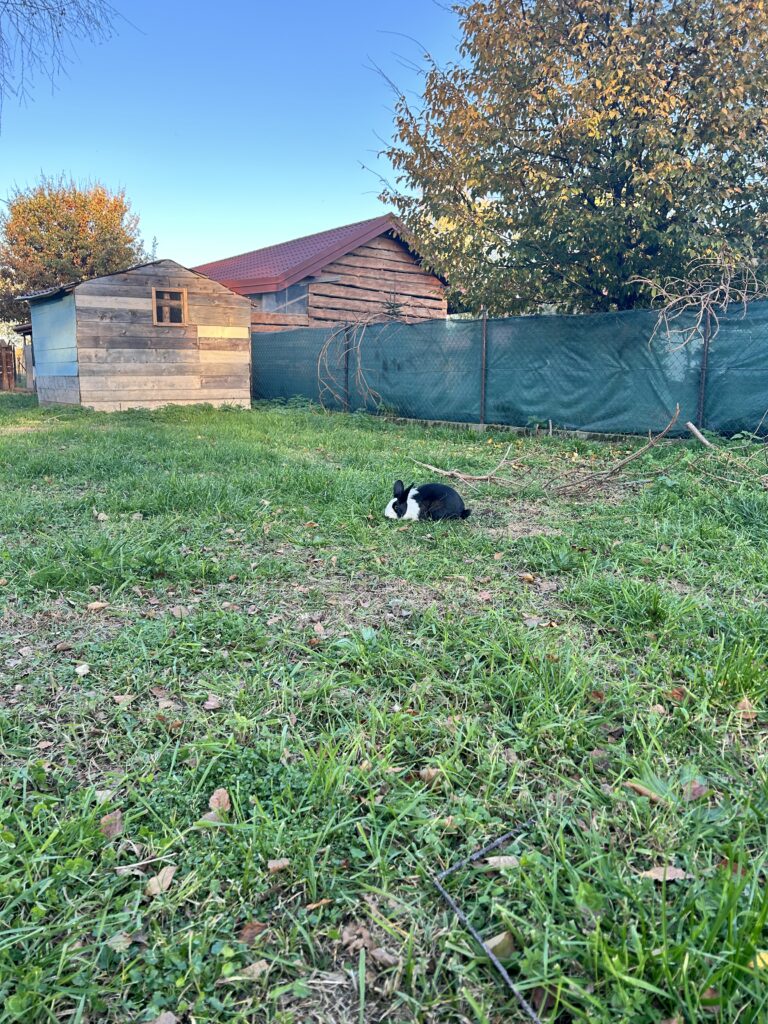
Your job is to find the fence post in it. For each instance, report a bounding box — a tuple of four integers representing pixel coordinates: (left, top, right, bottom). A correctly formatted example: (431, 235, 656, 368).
(479, 308, 488, 426)
(343, 326, 351, 412)
(696, 307, 711, 430)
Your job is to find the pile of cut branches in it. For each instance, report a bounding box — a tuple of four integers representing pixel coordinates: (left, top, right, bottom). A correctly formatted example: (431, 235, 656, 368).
(408, 407, 682, 497)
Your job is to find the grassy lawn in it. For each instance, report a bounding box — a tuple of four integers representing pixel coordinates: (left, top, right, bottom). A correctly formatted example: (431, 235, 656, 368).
(2, 393, 768, 1024)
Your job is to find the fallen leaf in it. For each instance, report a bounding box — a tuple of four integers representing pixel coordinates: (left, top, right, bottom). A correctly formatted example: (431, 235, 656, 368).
(623, 781, 669, 805)
(36, 740, 54, 750)
(737, 696, 757, 722)
(342, 923, 371, 952)
(0, 578, 7, 586)
(267, 858, 290, 873)
(477, 590, 493, 602)
(95, 788, 115, 804)
(682, 780, 709, 802)
(145, 864, 177, 896)
(112, 694, 136, 706)
(305, 898, 333, 911)
(100, 809, 123, 839)
(54, 640, 73, 652)
(419, 766, 441, 786)
(485, 930, 515, 959)
(370, 946, 399, 968)
(536, 579, 560, 593)
(590, 689, 606, 703)
(87, 601, 109, 612)
(95, 511, 109, 522)
(531, 987, 557, 1014)
(169, 605, 189, 619)
(313, 622, 326, 637)
(749, 951, 768, 969)
(523, 615, 546, 628)
(518, 572, 535, 583)
(638, 865, 693, 882)
(106, 930, 133, 952)
(666, 686, 687, 703)
(649, 704, 667, 715)
(215, 959, 270, 985)
(157, 697, 180, 711)
(238, 920, 268, 945)
(203, 693, 222, 710)
(75, 663, 91, 677)
(209, 788, 231, 813)
(304, 521, 319, 528)
(147, 1011, 179, 1024)
(475, 855, 520, 872)
(150, 686, 170, 699)
(717, 857, 747, 877)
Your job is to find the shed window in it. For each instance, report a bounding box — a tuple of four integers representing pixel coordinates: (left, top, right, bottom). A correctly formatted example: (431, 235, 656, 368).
(153, 288, 187, 325)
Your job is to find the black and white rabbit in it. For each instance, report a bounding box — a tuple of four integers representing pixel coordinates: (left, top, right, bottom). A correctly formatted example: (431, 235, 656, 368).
(384, 480, 471, 521)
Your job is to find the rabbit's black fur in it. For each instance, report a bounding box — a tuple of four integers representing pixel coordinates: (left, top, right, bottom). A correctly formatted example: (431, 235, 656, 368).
(384, 480, 471, 521)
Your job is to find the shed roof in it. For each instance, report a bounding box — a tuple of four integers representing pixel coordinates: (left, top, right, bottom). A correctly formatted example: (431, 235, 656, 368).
(19, 259, 248, 305)
(192, 215, 410, 294)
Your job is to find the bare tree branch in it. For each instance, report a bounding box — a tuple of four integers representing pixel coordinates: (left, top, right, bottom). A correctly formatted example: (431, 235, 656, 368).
(0, 1, 118, 116)
(631, 251, 768, 350)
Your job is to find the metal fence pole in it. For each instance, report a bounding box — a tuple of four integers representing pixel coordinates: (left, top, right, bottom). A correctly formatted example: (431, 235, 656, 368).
(479, 308, 488, 425)
(343, 326, 351, 412)
(696, 308, 711, 430)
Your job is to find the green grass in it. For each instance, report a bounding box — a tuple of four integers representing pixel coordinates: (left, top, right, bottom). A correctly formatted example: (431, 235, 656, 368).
(1, 393, 768, 1023)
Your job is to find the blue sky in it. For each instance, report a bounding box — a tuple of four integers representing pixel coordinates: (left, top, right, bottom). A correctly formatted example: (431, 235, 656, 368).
(0, 1, 459, 267)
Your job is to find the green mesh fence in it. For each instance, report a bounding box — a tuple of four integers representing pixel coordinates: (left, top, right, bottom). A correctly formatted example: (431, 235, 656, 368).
(251, 302, 768, 435)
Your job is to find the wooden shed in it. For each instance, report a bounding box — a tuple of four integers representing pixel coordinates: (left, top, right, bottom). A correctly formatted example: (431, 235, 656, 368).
(22, 261, 252, 411)
(193, 215, 447, 333)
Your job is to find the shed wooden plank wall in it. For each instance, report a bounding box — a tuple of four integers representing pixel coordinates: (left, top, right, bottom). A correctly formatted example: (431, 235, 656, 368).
(74, 262, 252, 411)
(249, 233, 446, 332)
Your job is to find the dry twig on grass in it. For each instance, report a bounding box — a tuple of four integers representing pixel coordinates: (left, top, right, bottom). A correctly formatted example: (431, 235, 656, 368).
(403, 407, 682, 499)
(685, 418, 768, 487)
(547, 405, 680, 495)
(406, 442, 527, 491)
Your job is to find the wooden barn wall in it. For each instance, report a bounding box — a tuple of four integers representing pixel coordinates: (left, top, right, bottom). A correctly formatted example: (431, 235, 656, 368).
(248, 234, 446, 333)
(307, 235, 446, 325)
(74, 263, 252, 411)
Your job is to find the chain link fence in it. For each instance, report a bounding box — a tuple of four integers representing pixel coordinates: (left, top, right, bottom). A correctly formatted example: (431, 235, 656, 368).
(251, 302, 768, 436)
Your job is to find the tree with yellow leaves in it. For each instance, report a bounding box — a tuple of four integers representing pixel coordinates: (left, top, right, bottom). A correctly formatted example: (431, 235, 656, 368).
(0, 175, 150, 322)
(383, 0, 768, 314)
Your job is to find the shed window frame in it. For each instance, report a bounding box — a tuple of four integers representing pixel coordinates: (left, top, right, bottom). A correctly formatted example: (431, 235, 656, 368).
(152, 287, 188, 326)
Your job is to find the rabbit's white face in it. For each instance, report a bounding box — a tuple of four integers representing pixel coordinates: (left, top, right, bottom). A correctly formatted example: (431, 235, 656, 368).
(384, 489, 421, 520)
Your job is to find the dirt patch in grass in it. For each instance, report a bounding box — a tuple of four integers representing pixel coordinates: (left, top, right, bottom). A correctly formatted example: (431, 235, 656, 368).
(478, 500, 563, 539)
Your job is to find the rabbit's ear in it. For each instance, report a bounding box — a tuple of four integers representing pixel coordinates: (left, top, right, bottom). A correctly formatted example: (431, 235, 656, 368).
(393, 480, 405, 500)
(406, 483, 415, 495)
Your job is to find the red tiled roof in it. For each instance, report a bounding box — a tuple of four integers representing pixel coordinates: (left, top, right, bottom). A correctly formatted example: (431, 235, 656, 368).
(193, 214, 403, 294)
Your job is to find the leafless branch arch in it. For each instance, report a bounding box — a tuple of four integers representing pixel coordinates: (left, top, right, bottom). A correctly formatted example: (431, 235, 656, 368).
(0, 1, 118, 113)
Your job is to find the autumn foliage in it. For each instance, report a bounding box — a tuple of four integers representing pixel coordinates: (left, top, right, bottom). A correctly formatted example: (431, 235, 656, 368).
(383, 0, 768, 314)
(0, 176, 148, 322)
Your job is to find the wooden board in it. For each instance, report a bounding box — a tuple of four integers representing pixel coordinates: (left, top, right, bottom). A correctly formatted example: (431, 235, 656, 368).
(310, 280, 445, 309)
(308, 292, 445, 318)
(250, 311, 310, 327)
(313, 268, 444, 299)
(198, 337, 251, 352)
(86, 397, 251, 412)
